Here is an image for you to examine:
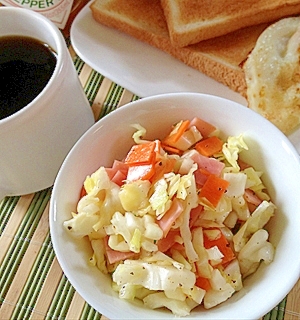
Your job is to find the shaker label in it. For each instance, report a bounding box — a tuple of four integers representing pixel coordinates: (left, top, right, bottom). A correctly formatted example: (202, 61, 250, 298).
(0, 0, 74, 28)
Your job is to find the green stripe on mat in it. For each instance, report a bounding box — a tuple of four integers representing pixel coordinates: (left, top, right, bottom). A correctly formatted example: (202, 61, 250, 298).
(263, 298, 286, 320)
(0, 196, 20, 236)
(0, 189, 51, 303)
(84, 71, 105, 105)
(44, 274, 103, 320)
(98, 83, 125, 119)
(73, 56, 141, 120)
(46, 275, 75, 319)
(11, 233, 56, 319)
(97, 86, 141, 120)
(74, 56, 86, 75)
(81, 303, 102, 320)
(132, 94, 141, 102)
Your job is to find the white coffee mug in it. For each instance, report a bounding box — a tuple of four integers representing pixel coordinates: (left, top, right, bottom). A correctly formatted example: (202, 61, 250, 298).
(0, 7, 95, 201)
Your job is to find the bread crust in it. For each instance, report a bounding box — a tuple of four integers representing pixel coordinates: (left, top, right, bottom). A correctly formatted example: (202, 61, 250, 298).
(160, 0, 300, 47)
(90, 0, 269, 97)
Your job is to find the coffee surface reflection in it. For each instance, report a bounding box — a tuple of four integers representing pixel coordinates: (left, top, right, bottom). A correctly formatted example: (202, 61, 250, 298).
(0, 36, 57, 120)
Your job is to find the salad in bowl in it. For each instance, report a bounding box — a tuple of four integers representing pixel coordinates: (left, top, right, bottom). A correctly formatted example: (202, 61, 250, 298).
(50, 93, 300, 319)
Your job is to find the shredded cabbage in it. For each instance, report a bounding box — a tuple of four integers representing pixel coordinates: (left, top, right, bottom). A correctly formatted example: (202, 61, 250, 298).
(131, 124, 149, 144)
(113, 259, 195, 291)
(64, 118, 276, 316)
(108, 211, 163, 253)
(143, 292, 197, 317)
(238, 229, 275, 277)
(222, 134, 248, 171)
(223, 172, 247, 198)
(149, 178, 171, 218)
(179, 169, 199, 263)
(203, 269, 235, 309)
(233, 200, 276, 252)
(90, 239, 107, 274)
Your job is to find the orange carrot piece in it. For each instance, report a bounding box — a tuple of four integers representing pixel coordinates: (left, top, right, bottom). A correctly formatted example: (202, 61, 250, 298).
(203, 228, 235, 265)
(150, 157, 176, 183)
(199, 174, 229, 207)
(195, 136, 224, 157)
(161, 144, 182, 155)
(127, 163, 155, 181)
(124, 141, 156, 166)
(163, 120, 190, 145)
(195, 276, 211, 291)
(189, 117, 216, 138)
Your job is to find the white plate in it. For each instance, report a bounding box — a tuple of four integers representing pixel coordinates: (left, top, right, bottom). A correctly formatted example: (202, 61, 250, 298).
(70, 1, 246, 104)
(70, 1, 300, 153)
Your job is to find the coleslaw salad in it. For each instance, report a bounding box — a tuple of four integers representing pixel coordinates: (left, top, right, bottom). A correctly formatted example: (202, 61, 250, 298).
(63, 117, 276, 316)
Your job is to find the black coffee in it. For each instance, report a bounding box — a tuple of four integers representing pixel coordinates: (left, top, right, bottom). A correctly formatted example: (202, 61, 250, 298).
(0, 35, 57, 120)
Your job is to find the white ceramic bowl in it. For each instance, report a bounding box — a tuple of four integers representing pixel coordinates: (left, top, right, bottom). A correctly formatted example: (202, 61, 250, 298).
(50, 93, 300, 319)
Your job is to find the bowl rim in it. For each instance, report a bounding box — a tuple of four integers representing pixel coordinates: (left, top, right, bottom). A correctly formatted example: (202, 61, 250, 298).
(50, 92, 300, 319)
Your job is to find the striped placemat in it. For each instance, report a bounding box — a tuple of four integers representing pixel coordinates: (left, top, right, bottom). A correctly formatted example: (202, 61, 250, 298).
(0, 41, 299, 320)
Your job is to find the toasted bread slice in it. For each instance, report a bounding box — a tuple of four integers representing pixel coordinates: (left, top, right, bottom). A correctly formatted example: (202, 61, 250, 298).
(160, 0, 300, 47)
(90, 0, 268, 97)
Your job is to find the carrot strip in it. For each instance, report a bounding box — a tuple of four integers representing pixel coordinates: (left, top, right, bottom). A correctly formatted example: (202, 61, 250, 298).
(199, 174, 229, 207)
(124, 141, 156, 166)
(195, 276, 211, 291)
(203, 228, 235, 265)
(161, 144, 182, 155)
(195, 136, 224, 157)
(150, 157, 176, 183)
(163, 120, 190, 146)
